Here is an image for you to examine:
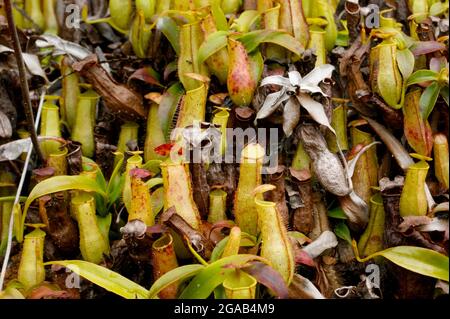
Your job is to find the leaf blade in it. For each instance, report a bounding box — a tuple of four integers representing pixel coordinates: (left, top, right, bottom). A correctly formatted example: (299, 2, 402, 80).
(148, 264, 205, 298)
(210, 0, 228, 31)
(396, 49, 415, 80)
(157, 17, 181, 55)
(334, 222, 352, 245)
(179, 254, 268, 299)
(242, 261, 289, 298)
(237, 30, 304, 57)
(353, 242, 449, 282)
(23, 175, 106, 223)
(406, 70, 439, 87)
(419, 82, 440, 120)
(440, 86, 449, 105)
(198, 31, 230, 65)
(327, 207, 347, 219)
(45, 260, 148, 299)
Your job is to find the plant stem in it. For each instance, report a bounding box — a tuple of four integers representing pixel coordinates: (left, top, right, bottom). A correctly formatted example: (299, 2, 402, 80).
(4, 0, 44, 162)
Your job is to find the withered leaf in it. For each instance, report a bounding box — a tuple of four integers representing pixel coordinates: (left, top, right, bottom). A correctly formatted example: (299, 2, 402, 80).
(242, 261, 289, 298)
(288, 274, 325, 299)
(0, 110, 12, 138)
(128, 67, 163, 87)
(299, 124, 351, 197)
(0, 138, 32, 161)
(72, 55, 146, 120)
(27, 284, 71, 299)
(160, 207, 214, 260)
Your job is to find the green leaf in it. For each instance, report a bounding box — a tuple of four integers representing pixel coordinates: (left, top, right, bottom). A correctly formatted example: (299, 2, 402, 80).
(334, 221, 352, 245)
(230, 10, 260, 33)
(2, 279, 24, 298)
(0, 286, 24, 299)
(396, 49, 415, 79)
(107, 174, 125, 209)
(240, 232, 257, 247)
(210, 236, 229, 262)
(288, 231, 310, 245)
(179, 254, 267, 299)
(210, 232, 257, 263)
(198, 31, 230, 65)
(45, 260, 149, 299)
(105, 152, 125, 210)
(83, 157, 107, 191)
(406, 70, 439, 86)
(327, 207, 348, 219)
(4, 279, 24, 291)
(353, 241, 449, 282)
(97, 213, 112, 243)
(237, 30, 304, 58)
(81, 156, 98, 170)
(210, 0, 228, 31)
(92, 163, 108, 215)
(107, 152, 124, 195)
(335, 20, 349, 47)
(429, 1, 449, 16)
(156, 17, 180, 55)
(22, 175, 106, 225)
(249, 50, 263, 85)
(145, 177, 163, 189)
(213, 285, 227, 299)
(419, 81, 440, 120)
(440, 85, 449, 105)
(142, 160, 162, 175)
(148, 264, 205, 298)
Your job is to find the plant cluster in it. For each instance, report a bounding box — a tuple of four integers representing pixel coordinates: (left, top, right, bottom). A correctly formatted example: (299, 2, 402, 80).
(0, 0, 448, 299)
